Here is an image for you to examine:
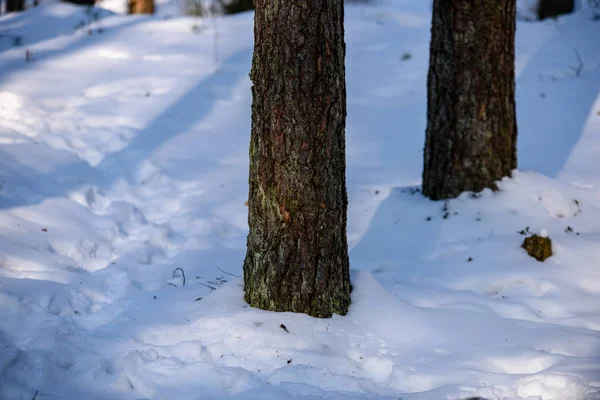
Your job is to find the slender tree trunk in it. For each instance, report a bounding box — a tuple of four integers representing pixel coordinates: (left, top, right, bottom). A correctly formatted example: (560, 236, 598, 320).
(244, 0, 351, 318)
(128, 0, 154, 14)
(6, 0, 25, 12)
(422, 1, 517, 200)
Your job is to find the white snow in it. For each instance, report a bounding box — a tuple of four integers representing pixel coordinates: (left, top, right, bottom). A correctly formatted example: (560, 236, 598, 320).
(0, 1, 599, 400)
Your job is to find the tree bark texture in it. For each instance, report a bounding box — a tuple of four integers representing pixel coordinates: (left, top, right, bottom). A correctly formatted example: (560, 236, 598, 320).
(244, 0, 351, 318)
(423, 0, 517, 200)
(128, 0, 154, 14)
(6, 0, 25, 12)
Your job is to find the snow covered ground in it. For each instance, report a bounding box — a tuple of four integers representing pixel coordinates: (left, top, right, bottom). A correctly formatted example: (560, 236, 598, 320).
(0, 1, 599, 399)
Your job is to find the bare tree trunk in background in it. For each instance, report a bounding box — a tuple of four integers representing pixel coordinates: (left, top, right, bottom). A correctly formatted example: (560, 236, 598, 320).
(6, 0, 25, 12)
(538, 0, 575, 19)
(244, 0, 351, 318)
(221, 0, 253, 14)
(61, 0, 95, 5)
(128, 0, 154, 14)
(65, 0, 96, 5)
(422, 0, 517, 200)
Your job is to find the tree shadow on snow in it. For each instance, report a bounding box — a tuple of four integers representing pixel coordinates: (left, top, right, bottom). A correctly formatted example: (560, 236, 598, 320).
(0, 8, 147, 87)
(349, 186, 444, 283)
(516, 14, 600, 178)
(0, 47, 253, 210)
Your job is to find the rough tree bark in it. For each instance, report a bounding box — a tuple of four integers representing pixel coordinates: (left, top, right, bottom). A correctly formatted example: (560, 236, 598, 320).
(128, 0, 154, 14)
(422, 0, 517, 200)
(244, 0, 351, 318)
(6, 0, 25, 12)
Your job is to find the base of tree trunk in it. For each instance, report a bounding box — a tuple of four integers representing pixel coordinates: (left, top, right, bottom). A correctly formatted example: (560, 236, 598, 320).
(243, 0, 351, 319)
(422, 0, 517, 200)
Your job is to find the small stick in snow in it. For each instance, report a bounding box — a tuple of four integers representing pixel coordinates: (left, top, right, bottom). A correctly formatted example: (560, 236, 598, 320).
(32, 391, 38, 400)
(572, 48, 584, 78)
(199, 282, 216, 291)
(217, 266, 240, 278)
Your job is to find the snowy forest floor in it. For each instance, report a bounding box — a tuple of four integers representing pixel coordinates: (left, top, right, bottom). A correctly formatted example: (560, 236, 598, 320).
(0, 1, 599, 399)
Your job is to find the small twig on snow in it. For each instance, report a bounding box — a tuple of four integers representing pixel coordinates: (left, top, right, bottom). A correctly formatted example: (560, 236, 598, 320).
(199, 282, 217, 291)
(217, 266, 240, 278)
(571, 48, 584, 78)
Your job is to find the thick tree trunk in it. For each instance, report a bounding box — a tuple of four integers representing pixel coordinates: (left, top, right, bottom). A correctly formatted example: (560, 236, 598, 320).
(6, 0, 25, 12)
(422, 1, 517, 200)
(244, 0, 351, 318)
(128, 0, 154, 14)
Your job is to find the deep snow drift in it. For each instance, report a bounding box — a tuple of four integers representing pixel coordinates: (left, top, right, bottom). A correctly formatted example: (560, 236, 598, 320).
(0, 1, 599, 399)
